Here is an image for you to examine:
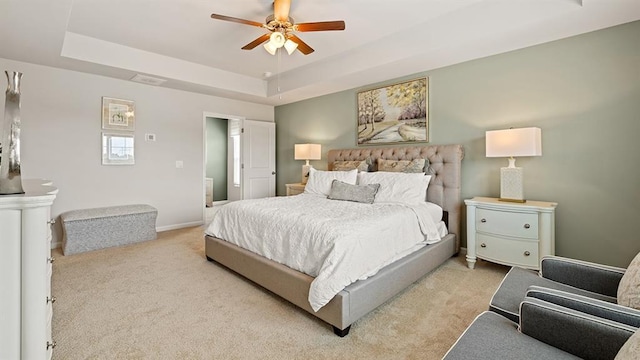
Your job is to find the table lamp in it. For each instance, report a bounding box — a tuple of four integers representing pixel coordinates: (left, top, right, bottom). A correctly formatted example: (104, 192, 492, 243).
(294, 143, 321, 184)
(486, 127, 542, 202)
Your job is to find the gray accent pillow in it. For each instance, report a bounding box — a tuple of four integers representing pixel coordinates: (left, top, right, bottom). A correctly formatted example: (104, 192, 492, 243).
(377, 158, 428, 173)
(327, 179, 380, 204)
(332, 159, 371, 172)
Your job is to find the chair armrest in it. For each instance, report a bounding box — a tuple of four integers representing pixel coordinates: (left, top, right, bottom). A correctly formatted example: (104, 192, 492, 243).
(540, 256, 626, 297)
(520, 297, 636, 359)
(526, 286, 640, 328)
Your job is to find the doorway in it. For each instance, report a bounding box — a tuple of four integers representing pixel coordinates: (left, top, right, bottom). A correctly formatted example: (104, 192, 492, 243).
(205, 116, 244, 204)
(205, 116, 228, 205)
(202, 113, 276, 224)
(203, 113, 244, 224)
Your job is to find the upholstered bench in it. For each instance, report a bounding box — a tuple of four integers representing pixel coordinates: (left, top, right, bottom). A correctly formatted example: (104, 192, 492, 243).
(61, 204, 157, 255)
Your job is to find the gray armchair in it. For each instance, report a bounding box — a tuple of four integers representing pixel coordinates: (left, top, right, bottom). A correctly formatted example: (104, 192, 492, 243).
(490, 255, 627, 323)
(444, 293, 639, 360)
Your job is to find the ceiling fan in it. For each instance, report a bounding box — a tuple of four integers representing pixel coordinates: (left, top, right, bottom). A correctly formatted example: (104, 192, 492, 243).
(210, 0, 346, 55)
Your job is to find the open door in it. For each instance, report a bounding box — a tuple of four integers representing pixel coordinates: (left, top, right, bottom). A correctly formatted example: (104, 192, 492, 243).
(242, 120, 276, 199)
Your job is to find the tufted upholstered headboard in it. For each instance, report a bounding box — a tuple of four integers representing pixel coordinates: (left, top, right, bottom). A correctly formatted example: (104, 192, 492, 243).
(327, 144, 464, 250)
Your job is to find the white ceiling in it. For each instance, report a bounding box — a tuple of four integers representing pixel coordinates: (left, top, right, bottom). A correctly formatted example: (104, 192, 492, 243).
(1, 0, 639, 106)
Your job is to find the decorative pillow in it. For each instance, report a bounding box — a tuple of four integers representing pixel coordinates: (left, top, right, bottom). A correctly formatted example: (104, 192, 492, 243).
(615, 328, 639, 360)
(327, 180, 380, 204)
(332, 159, 370, 172)
(304, 168, 358, 197)
(377, 158, 428, 173)
(617, 252, 640, 310)
(357, 171, 431, 205)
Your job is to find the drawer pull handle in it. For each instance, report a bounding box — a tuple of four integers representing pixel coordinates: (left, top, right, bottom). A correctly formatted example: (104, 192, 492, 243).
(47, 296, 56, 304)
(480, 219, 487, 223)
(480, 243, 487, 248)
(524, 224, 530, 229)
(47, 341, 57, 350)
(524, 251, 531, 256)
(48, 256, 55, 264)
(48, 219, 56, 225)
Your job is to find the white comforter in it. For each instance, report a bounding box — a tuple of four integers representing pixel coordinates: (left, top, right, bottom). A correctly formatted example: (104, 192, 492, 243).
(205, 194, 445, 311)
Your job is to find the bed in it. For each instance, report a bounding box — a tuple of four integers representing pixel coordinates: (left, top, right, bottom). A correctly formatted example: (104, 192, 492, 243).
(204, 144, 464, 336)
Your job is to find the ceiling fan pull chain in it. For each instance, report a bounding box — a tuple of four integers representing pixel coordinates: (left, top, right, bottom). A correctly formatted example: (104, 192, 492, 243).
(278, 49, 282, 99)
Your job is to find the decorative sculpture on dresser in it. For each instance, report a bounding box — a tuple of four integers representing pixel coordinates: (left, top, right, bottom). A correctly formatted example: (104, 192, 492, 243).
(0, 70, 25, 195)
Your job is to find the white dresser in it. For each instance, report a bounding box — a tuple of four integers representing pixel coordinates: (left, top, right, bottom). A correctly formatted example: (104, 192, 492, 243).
(0, 180, 58, 360)
(465, 197, 557, 270)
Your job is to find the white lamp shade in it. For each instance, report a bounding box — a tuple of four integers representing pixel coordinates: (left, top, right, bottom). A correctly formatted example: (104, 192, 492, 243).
(486, 127, 542, 158)
(294, 144, 321, 161)
(284, 39, 298, 55)
(269, 32, 286, 48)
(263, 41, 278, 55)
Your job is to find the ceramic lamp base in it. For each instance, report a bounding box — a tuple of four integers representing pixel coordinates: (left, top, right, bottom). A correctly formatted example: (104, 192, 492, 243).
(301, 164, 311, 185)
(500, 166, 525, 203)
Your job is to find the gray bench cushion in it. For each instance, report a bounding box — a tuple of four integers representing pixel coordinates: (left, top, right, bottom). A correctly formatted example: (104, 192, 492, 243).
(61, 204, 157, 255)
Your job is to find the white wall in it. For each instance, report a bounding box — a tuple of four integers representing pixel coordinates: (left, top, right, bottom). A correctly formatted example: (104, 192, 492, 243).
(0, 58, 274, 245)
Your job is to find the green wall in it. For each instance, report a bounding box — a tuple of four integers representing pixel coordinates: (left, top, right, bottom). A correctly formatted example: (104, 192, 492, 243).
(275, 21, 640, 267)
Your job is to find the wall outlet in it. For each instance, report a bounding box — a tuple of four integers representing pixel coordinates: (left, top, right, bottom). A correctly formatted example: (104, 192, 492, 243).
(175, 160, 183, 169)
(145, 133, 156, 141)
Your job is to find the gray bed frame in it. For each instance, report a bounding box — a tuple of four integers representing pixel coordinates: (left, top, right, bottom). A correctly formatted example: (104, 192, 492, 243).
(205, 144, 464, 336)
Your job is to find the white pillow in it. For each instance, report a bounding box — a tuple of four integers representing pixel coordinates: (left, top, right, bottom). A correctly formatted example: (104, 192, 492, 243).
(304, 168, 358, 196)
(358, 171, 431, 205)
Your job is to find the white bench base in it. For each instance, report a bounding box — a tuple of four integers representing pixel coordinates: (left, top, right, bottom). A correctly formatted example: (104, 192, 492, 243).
(61, 204, 157, 255)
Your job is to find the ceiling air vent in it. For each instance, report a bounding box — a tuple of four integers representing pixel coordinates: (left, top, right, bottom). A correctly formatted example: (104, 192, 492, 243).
(130, 74, 167, 86)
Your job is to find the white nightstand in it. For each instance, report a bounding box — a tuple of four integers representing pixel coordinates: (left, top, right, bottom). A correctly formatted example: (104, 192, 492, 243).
(285, 183, 305, 196)
(465, 197, 557, 270)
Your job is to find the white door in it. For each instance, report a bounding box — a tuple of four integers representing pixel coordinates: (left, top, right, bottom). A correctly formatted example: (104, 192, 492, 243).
(242, 120, 276, 199)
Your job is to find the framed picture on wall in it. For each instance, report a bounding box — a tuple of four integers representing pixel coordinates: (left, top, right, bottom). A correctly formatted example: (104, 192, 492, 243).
(357, 77, 429, 145)
(102, 97, 135, 131)
(102, 132, 135, 165)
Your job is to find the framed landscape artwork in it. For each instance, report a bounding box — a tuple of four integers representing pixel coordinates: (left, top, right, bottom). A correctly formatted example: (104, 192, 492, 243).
(357, 77, 428, 145)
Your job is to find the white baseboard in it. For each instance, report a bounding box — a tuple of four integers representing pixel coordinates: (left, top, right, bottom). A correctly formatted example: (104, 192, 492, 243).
(156, 221, 203, 232)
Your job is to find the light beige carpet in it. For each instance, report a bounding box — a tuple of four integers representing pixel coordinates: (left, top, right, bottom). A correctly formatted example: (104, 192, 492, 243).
(52, 226, 508, 359)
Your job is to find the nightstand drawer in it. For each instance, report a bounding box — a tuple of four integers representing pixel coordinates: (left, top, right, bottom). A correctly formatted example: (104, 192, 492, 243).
(476, 234, 539, 268)
(476, 208, 538, 239)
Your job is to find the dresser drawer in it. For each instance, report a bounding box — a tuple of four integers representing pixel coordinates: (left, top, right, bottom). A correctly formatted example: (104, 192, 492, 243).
(476, 208, 539, 239)
(476, 234, 539, 268)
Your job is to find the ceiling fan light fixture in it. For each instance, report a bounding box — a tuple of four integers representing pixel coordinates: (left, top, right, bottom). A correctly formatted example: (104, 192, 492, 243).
(269, 31, 286, 48)
(284, 39, 298, 55)
(263, 41, 278, 55)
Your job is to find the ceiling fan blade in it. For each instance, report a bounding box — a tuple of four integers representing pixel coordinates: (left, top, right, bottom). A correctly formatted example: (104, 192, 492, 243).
(273, 0, 291, 22)
(241, 34, 271, 50)
(210, 13, 265, 28)
(295, 21, 346, 32)
(288, 34, 314, 55)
